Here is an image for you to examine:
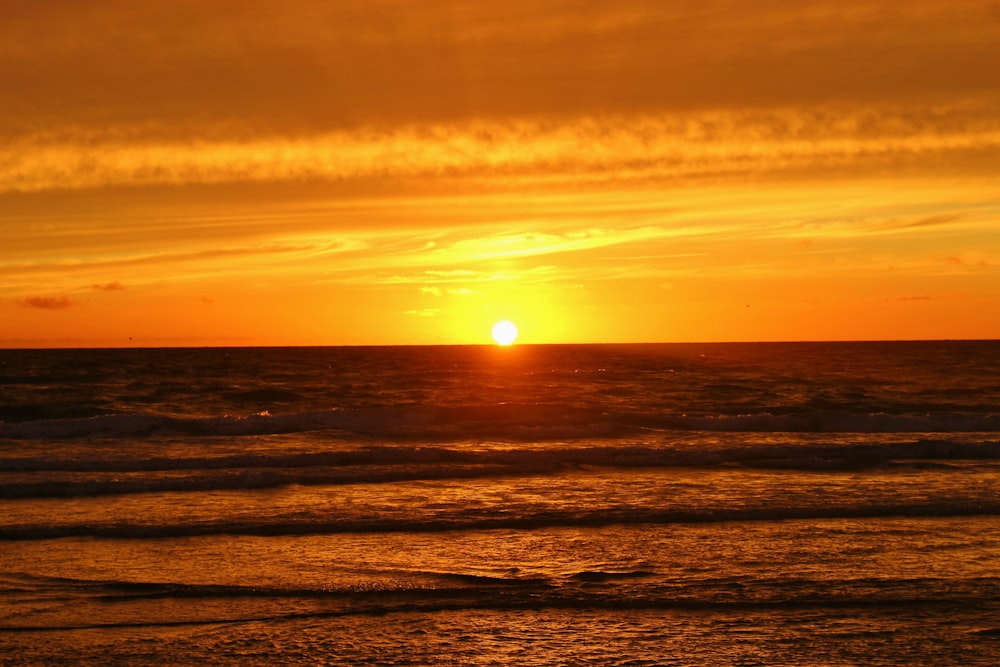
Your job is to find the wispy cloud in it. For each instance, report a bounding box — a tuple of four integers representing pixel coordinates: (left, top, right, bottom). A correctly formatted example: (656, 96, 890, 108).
(405, 308, 439, 318)
(0, 240, 350, 277)
(92, 281, 125, 291)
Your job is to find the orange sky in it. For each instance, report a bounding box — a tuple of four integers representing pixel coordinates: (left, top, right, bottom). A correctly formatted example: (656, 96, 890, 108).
(2, 0, 998, 346)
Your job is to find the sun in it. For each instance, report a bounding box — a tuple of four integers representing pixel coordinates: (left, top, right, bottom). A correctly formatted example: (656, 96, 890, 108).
(491, 320, 518, 346)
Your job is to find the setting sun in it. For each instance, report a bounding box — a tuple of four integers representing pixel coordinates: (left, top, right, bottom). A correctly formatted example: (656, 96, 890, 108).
(491, 320, 518, 346)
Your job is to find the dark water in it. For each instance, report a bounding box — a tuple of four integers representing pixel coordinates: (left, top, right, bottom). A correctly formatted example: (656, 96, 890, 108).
(2, 341, 999, 665)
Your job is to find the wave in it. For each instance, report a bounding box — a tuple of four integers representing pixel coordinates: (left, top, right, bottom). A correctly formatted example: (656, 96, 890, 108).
(8, 570, 998, 634)
(0, 439, 1000, 499)
(2, 403, 999, 441)
(4, 500, 1000, 541)
(3, 438, 998, 499)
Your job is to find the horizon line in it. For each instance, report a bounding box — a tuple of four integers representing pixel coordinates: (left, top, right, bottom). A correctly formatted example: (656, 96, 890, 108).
(2, 338, 998, 352)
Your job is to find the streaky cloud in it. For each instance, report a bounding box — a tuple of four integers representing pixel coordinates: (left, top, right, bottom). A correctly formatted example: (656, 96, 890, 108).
(3, 103, 999, 195)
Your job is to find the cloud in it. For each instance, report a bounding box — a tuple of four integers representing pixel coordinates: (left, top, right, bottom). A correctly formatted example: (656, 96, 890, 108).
(21, 295, 73, 309)
(420, 286, 442, 297)
(405, 308, 439, 317)
(0, 240, 340, 278)
(425, 269, 479, 277)
(3, 102, 999, 195)
(92, 281, 125, 291)
(437, 226, 686, 262)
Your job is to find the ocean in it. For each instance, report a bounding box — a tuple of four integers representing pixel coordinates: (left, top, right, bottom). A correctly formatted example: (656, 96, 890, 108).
(1, 341, 999, 665)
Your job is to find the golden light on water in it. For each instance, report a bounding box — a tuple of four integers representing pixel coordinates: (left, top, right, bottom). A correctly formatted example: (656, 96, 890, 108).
(492, 321, 518, 346)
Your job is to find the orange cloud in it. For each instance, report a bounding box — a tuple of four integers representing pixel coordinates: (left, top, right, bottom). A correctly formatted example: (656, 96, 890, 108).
(3, 102, 1000, 195)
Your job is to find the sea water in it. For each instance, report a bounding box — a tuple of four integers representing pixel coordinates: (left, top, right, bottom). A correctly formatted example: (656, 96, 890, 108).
(1, 341, 999, 665)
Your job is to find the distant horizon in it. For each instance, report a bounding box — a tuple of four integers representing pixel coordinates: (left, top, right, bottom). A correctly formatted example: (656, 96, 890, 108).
(3, 337, 998, 352)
